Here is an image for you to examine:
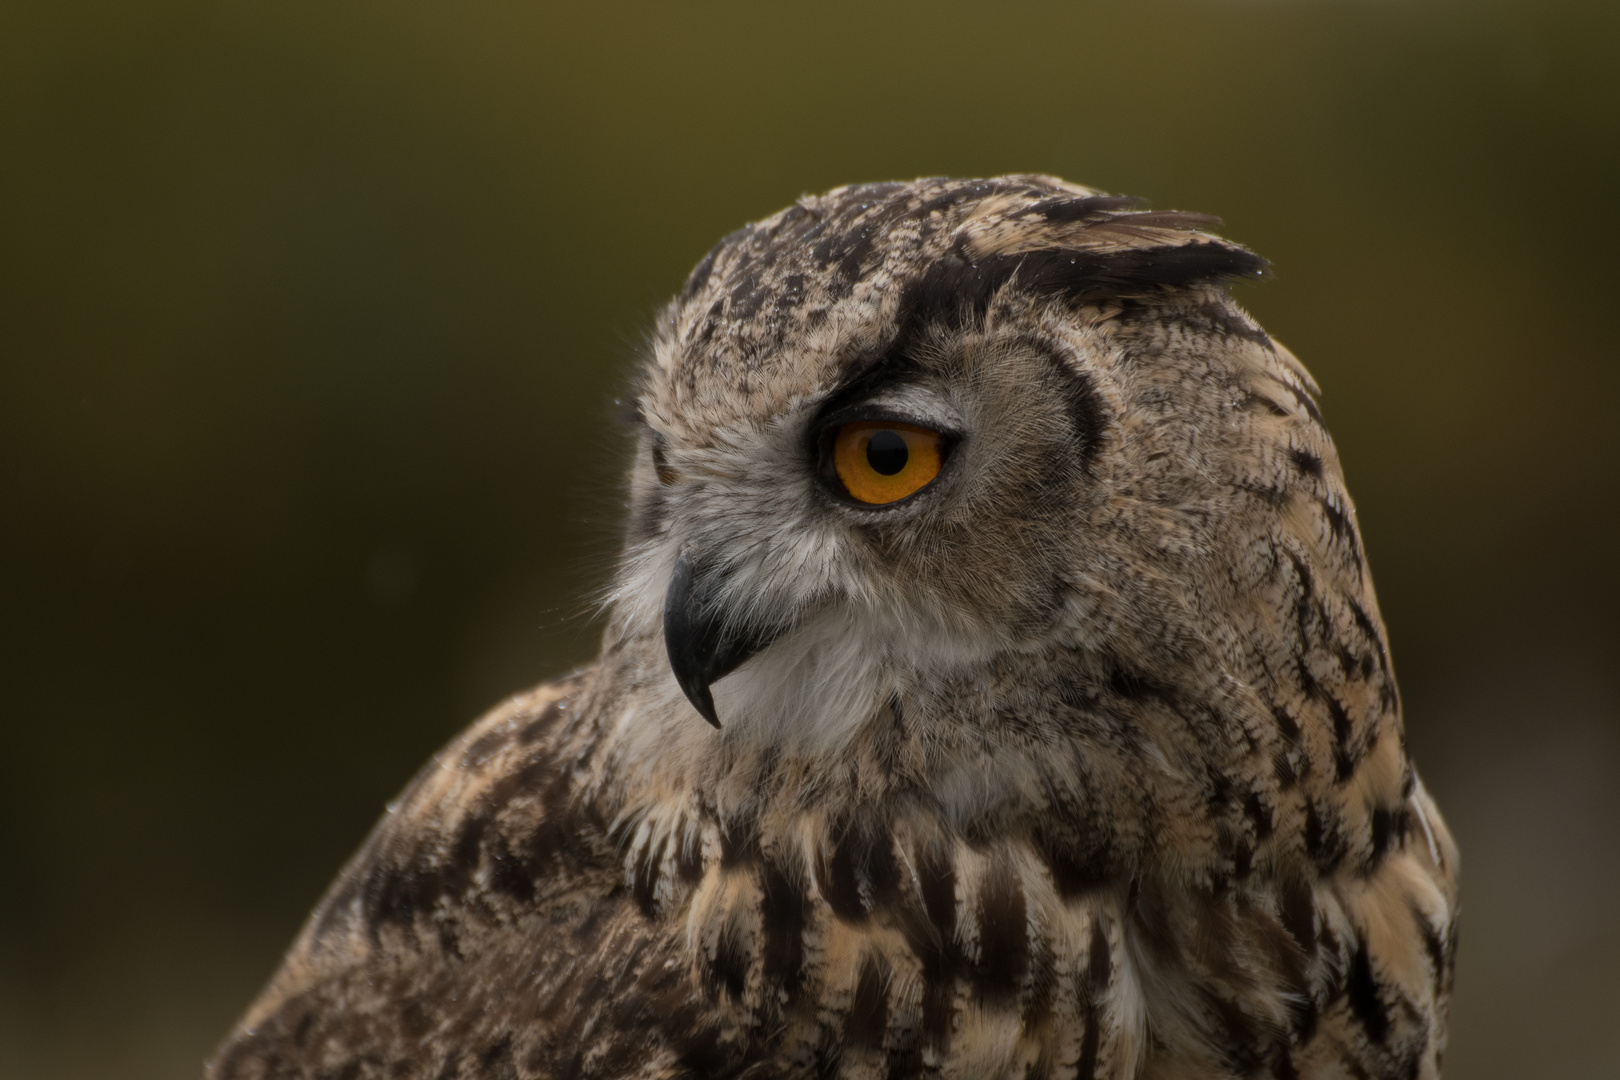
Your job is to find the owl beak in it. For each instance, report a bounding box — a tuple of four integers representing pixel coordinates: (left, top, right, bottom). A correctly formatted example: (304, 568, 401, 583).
(663, 555, 783, 729)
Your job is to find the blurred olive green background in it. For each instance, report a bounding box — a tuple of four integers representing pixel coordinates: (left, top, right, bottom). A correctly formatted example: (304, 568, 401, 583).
(2, 1, 1617, 1077)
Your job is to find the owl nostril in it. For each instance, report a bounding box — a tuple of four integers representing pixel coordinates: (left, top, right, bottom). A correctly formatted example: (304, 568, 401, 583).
(651, 432, 678, 485)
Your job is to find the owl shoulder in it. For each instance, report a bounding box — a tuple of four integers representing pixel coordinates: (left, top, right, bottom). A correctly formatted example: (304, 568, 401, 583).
(207, 671, 726, 1080)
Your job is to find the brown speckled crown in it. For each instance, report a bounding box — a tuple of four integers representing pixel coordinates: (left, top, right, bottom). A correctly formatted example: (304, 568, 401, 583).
(658, 176, 1265, 412)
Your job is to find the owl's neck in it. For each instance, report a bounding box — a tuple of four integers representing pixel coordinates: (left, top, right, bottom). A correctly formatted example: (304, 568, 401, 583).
(589, 569, 1413, 906)
(589, 622, 1170, 898)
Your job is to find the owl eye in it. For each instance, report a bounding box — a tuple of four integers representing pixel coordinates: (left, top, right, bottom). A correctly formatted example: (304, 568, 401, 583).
(826, 420, 946, 505)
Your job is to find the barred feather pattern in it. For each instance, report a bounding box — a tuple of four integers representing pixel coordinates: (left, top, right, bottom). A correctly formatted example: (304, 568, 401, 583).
(209, 176, 1458, 1080)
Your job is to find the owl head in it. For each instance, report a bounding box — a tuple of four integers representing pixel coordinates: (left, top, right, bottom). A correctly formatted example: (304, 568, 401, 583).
(607, 176, 1368, 785)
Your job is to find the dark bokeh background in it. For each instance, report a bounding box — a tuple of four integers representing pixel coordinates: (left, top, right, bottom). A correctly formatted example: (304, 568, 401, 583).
(2, 2, 1616, 1077)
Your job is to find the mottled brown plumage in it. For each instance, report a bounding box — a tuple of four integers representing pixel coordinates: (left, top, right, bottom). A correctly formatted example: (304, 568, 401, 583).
(209, 176, 1457, 1080)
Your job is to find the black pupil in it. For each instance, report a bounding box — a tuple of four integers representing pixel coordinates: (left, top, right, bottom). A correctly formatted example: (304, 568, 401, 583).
(866, 429, 909, 475)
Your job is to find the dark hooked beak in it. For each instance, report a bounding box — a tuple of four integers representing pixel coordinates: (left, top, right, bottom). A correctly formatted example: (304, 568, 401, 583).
(663, 554, 785, 728)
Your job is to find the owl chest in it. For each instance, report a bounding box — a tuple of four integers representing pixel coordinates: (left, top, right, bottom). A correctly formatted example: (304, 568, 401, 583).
(638, 839, 1362, 1080)
(627, 826, 1149, 1080)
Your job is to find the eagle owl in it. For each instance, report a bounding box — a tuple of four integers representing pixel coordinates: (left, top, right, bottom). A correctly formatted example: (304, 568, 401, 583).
(209, 176, 1458, 1080)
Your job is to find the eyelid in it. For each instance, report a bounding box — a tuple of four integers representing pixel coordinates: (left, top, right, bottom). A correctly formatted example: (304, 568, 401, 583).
(814, 396, 963, 442)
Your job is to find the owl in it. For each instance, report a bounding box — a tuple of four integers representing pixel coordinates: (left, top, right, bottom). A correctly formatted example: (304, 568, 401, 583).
(207, 176, 1458, 1080)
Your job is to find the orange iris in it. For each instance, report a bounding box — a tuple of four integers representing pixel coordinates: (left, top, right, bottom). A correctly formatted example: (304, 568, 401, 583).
(831, 421, 944, 505)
